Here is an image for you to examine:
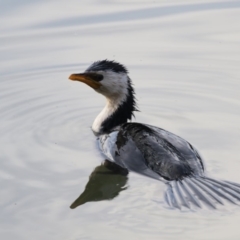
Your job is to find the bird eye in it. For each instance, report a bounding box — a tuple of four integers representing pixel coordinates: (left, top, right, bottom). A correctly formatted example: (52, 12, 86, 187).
(87, 73, 104, 82)
(95, 74, 103, 81)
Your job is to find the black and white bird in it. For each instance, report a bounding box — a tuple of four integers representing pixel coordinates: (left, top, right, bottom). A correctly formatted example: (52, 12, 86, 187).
(69, 60, 240, 209)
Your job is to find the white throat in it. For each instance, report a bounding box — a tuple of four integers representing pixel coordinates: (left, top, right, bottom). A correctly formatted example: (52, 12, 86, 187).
(91, 71, 130, 134)
(92, 94, 127, 133)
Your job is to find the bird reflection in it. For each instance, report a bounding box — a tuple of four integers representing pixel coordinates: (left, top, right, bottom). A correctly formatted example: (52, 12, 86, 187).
(70, 160, 129, 209)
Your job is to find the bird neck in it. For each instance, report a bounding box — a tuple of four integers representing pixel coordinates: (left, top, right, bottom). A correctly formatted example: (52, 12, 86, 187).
(92, 81, 137, 135)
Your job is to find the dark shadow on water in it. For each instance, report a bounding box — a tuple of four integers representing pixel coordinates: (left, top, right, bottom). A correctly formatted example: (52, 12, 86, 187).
(70, 160, 129, 209)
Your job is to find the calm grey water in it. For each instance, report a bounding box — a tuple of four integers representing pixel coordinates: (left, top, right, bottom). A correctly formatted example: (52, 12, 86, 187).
(1, 0, 240, 239)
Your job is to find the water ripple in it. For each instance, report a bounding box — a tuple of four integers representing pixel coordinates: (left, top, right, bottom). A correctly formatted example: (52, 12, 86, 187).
(34, 1, 240, 29)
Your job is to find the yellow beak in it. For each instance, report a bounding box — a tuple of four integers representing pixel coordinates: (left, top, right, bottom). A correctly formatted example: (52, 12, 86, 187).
(69, 73, 102, 89)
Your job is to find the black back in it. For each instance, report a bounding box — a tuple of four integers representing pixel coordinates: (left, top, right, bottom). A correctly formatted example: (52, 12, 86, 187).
(110, 123, 204, 181)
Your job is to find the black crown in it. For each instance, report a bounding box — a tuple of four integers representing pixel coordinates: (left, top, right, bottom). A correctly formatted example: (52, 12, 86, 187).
(86, 60, 128, 74)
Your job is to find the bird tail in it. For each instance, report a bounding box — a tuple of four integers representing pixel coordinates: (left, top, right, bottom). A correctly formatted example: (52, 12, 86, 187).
(164, 176, 240, 210)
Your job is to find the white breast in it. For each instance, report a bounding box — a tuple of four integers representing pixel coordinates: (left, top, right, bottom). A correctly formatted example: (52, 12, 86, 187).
(98, 130, 119, 162)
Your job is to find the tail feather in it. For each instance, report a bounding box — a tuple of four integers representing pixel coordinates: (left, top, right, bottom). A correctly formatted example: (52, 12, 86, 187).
(224, 180, 240, 188)
(185, 178, 216, 209)
(170, 181, 190, 208)
(175, 181, 190, 208)
(205, 177, 240, 194)
(165, 177, 240, 210)
(192, 178, 224, 205)
(204, 178, 240, 201)
(165, 183, 180, 209)
(179, 180, 201, 208)
(196, 178, 237, 204)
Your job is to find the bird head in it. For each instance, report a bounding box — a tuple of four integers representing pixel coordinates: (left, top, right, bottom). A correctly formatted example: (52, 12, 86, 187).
(69, 60, 138, 133)
(69, 60, 130, 100)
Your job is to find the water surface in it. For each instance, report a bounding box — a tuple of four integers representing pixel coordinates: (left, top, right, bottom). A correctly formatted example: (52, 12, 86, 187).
(1, 1, 240, 239)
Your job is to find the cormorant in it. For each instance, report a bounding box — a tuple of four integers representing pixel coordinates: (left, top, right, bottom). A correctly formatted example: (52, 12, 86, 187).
(69, 60, 240, 209)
